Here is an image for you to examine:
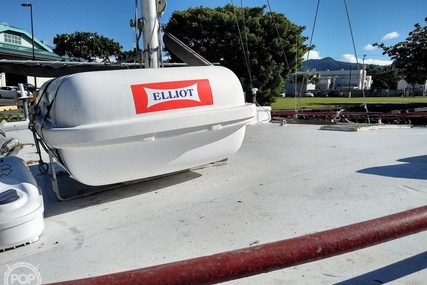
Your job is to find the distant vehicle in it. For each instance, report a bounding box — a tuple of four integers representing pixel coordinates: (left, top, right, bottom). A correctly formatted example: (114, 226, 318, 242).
(23, 83, 37, 92)
(302, 91, 314, 97)
(328, 90, 343, 97)
(315, 91, 328, 97)
(278, 93, 286, 98)
(17, 88, 34, 98)
(0, 85, 34, 102)
(0, 86, 18, 99)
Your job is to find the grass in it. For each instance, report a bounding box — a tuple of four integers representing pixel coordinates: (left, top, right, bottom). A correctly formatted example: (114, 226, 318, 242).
(0, 109, 25, 122)
(271, 96, 427, 110)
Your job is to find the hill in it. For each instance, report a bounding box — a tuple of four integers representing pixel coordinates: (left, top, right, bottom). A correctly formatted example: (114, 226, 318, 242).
(302, 57, 360, 71)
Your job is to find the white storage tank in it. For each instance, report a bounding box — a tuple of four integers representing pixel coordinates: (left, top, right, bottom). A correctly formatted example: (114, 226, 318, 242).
(0, 156, 44, 250)
(33, 66, 256, 186)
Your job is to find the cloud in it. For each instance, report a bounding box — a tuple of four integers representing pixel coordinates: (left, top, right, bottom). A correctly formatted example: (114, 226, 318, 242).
(382, 31, 399, 41)
(365, 58, 393, 66)
(363, 44, 377, 51)
(342, 54, 357, 63)
(341, 54, 392, 66)
(304, 50, 321, 60)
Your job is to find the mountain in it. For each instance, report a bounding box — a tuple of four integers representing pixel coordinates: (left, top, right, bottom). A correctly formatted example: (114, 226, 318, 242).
(302, 57, 360, 71)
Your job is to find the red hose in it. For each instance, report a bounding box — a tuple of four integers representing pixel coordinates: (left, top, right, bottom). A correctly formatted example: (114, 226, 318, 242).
(50, 205, 427, 285)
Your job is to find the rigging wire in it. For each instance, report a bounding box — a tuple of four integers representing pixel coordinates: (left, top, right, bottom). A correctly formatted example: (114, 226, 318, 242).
(294, 36, 300, 112)
(156, 1, 165, 68)
(298, 0, 321, 111)
(241, 0, 254, 90)
(233, 0, 370, 123)
(231, 0, 254, 90)
(266, 0, 302, 111)
(305, 0, 320, 62)
(265, 0, 299, 111)
(265, 0, 290, 71)
(134, 0, 142, 67)
(343, 0, 370, 123)
(265, 0, 320, 111)
(299, 0, 320, 96)
(233, 0, 271, 123)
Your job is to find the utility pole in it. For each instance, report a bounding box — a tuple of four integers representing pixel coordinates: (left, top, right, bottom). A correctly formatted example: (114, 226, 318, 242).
(362, 54, 366, 90)
(21, 2, 37, 88)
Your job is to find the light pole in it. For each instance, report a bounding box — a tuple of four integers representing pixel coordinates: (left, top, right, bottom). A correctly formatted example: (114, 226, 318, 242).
(362, 54, 366, 90)
(21, 2, 36, 87)
(21, 3, 35, 60)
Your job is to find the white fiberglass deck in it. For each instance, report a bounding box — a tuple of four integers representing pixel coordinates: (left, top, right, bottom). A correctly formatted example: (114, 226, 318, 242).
(2, 123, 427, 284)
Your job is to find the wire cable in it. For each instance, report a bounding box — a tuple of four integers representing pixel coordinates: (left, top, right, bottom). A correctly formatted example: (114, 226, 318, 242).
(231, 0, 254, 90)
(343, 0, 370, 123)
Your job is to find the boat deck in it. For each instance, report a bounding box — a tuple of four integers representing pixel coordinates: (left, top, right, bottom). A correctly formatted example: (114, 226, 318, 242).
(2, 122, 427, 284)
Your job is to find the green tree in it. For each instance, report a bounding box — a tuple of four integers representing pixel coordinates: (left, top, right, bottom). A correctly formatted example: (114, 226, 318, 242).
(373, 18, 427, 85)
(367, 65, 402, 90)
(117, 48, 141, 63)
(292, 73, 320, 85)
(53, 32, 123, 62)
(164, 5, 310, 105)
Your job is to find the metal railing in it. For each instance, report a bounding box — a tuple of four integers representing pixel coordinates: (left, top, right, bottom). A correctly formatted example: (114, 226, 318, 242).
(49, 205, 427, 285)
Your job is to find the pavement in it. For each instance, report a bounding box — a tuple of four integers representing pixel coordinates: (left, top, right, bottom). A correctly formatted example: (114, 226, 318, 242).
(1, 122, 427, 284)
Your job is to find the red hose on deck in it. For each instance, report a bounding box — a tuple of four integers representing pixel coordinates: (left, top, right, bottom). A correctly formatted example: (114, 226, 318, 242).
(50, 205, 427, 285)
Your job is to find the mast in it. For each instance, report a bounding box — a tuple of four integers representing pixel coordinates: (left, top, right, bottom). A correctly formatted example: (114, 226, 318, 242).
(141, 0, 164, 68)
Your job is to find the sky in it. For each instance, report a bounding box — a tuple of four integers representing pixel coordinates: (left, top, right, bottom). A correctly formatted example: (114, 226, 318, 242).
(1, 0, 426, 66)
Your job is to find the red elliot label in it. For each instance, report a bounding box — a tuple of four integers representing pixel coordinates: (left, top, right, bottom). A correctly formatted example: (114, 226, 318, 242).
(131, 79, 214, 114)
